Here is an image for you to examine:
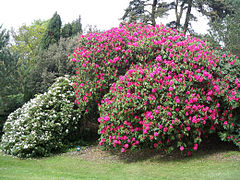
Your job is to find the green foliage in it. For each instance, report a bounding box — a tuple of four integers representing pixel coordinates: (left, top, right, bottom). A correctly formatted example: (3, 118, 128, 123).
(11, 20, 48, 65)
(197, 0, 235, 23)
(1, 76, 83, 158)
(206, 0, 240, 56)
(62, 23, 72, 38)
(71, 16, 82, 36)
(0, 25, 23, 137)
(10, 20, 49, 103)
(0, 25, 9, 48)
(62, 16, 82, 38)
(121, 0, 169, 25)
(39, 12, 62, 50)
(210, 49, 240, 147)
(26, 36, 79, 98)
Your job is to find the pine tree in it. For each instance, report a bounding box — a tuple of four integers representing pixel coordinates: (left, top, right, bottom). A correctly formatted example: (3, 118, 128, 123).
(39, 12, 62, 50)
(121, 0, 170, 26)
(61, 16, 82, 38)
(71, 16, 82, 36)
(62, 23, 72, 38)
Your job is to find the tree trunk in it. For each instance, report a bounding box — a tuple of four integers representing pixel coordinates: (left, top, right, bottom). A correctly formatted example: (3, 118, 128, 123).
(151, 0, 158, 26)
(183, 0, 193, 34)
(175, 0, 180, 26)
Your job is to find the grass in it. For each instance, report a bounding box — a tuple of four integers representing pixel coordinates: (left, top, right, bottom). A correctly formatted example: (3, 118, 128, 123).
(0, 140, 240, 180)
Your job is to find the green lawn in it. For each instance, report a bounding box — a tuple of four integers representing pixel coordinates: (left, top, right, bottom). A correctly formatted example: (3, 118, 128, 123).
(0, 142, 240, 180)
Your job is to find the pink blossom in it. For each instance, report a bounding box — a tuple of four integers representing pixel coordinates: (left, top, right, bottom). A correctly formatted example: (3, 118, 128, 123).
(206, 96, 211, 101)
(104, 116, 110, 121)
(163, 127, 168, 132)
(207, 74, 212, 79)
(203, 71, 208, 77)
(180, 146, 184, 151)
(193, 144, 198, 151)
(152, 88, 157, 93)
(168, 112, 171, 117)
(156, 55, 162, 62)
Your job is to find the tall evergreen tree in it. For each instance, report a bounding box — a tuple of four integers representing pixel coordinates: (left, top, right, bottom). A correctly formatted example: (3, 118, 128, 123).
(71, 16, 82, 36)
(61, 16, 82, 38)
(39, 12, 62, 50)
(62, 23, 72, 38)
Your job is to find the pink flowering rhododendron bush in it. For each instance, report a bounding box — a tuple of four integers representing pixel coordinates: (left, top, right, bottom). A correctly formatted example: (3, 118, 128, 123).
(71, 23, 186, 118)
(71, 23, 240, 155)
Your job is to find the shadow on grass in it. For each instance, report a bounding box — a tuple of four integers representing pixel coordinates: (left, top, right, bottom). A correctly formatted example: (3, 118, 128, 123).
(105, 135, 239, 163)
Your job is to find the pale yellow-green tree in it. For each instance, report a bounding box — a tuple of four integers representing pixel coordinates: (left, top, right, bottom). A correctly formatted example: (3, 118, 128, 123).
(11, 20, 48, 66)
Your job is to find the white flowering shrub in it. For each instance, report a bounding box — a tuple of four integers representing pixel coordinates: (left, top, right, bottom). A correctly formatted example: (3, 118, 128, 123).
(0, 76, 82, 158)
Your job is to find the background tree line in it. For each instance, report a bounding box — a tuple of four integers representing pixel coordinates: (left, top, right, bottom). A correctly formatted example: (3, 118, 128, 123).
(122, 0, 239, 56)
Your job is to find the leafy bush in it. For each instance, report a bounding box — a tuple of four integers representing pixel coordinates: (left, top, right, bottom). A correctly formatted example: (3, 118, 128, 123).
(26, 36, 79, 100)
(211, 48, 240, 147)
(0, 94, 25, 138)
(0, 76, 82, 158)
(71, 23, 239, 155)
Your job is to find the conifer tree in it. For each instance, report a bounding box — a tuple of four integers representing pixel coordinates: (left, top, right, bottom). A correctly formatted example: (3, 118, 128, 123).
(39, 12, 62, 50)
(62, 23, 72, 38)
(61, 16, 82, 38)
(121, 0, 170, 26)
(71, 16, 82, 36)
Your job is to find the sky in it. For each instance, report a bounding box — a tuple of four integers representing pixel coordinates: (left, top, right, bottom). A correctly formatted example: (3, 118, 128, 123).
(0, 0, 208, 34)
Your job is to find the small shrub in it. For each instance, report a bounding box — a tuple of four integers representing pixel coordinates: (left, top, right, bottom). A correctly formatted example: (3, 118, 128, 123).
(0, 76, 82, 158)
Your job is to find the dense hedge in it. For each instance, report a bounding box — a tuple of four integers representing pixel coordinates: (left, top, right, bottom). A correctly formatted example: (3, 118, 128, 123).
(71, 23, 239, 155)
(0, 76, 82, 158)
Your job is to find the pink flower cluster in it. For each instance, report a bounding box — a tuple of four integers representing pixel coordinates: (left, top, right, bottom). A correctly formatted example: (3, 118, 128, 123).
(71, 23, 240, 155)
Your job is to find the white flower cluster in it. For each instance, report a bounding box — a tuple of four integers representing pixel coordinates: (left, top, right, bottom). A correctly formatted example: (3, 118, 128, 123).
(0, 76, 82, 158)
